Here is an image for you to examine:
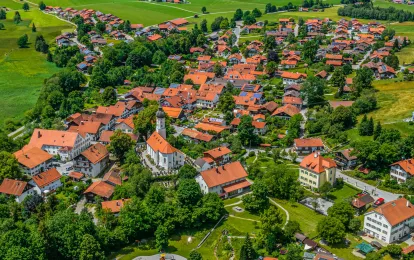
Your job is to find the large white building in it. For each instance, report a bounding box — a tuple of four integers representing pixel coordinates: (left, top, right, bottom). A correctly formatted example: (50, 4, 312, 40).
(195, 161, 251, 198)
(0, 179, 40, 203)
(390, 159, 414, 183)
(364, 198, 414, 243)
(73, 143, 109, 178)
(28, 129, 90, 162)
(13, 146, 53, 176)
(29, 168, 62, 195)
(146, 106, 185, 171)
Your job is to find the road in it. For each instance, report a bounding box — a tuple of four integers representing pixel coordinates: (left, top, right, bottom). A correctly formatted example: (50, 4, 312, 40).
(336, 171, 400, 202)
(353, 50, 371, 70)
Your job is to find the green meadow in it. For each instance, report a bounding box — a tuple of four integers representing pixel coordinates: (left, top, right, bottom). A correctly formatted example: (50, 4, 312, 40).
(0, 8, 74, 125)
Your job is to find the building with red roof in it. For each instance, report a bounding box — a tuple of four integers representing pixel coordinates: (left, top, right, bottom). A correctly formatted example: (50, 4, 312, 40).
(102, 198, 130, 215)
(272, 104, 300, 120)
(74, 143, 109, 178)
(0, 179, 39, 203)
(299, 152, 337, 190)
(14, 146, 53, 176)
(390, 158, 414, 183)
(195, 161, 251, 198)
(29, 168, 62, 194)
(294, 138, 325, 154)
(203, 147, 232, 166)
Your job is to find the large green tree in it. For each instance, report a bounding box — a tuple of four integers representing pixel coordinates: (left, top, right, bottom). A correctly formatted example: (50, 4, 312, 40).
(301, 76, 326, 107)
(79, 234, 105, 260)
(239, 233, 255, 260)
(327, 201, 355, 228)
(317, 216, 346, 244)
(0, 151, 22, 181)
(177, 179, 202, 207)
(109, 130, 134, 163)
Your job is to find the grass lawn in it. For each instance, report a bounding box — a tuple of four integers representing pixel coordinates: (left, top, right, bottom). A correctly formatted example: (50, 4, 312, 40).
(366, 80, 414, 124)
(328, 184, 361, 203)
(0, 9, 74, 126)
(320, 233, 364, 260)
(0, 0, 26, 9)
(272, 198, 324, 238)
(224, 196, 242, 206)
(374, 0, 414, 12)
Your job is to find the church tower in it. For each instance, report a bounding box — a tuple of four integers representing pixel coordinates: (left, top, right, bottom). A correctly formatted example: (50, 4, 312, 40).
(156, 105, 166, 139)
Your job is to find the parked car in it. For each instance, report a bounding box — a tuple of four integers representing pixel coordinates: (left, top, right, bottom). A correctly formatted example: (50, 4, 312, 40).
(374, 198, 385, 207)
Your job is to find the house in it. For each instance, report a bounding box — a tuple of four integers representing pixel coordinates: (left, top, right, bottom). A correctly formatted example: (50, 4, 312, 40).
(334, 148, 357, 169)
(281, 71, 307, 85)
(99, 130, 138, 145)
(294, 138, 324, 154)
(195, 161, 251, 198)
(29, 168, 62, 195)
(363, 198, 414, 243)
(114, 116, 135, 133)
(162, 107, 184, 119)
(0, 179, 39, 203)
(203, 147, 231, 166)
(96, 100, 141, 119)
(194, 122, 229, 135)
(14, 146, 53, 176)
(299, 152, 337, 190)
(101, 198, 130, 215)
(73, 143, 109, 178)
(271, 104, 300, 120)
(282, 96, 303, 109)
(194, 157, 214, 172)
(67, 121, 104, 141)
(83, 169, 122, 201)
(181, 129, 213, 143)
(146, 106, 185, 171)
(352, 193, 375, 211)
(329, 101, 354, 109)
(68, 171, 84, 182)
(390, 159, 414, 183)
(28, 129, 90, 162)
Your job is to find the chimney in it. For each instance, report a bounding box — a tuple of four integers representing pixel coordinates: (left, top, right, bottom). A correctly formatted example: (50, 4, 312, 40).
(37, 130, 42, 138)
(215, 168, 219, 173)
(314, 152, 318, 158)
(407, 200, 411, 207)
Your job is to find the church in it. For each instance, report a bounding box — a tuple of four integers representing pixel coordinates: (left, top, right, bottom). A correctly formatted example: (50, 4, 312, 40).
(146, 106, 185, 171)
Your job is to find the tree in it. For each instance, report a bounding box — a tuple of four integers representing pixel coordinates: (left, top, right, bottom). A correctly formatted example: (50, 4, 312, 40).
(0, 9, 6, 20)
(286, 243, 303, 260)
(178, 164, 198, 179)
(219, 18, 229, 29)
(330, 67, 345, 95)
(327, 201, 355, 228)
(317, 216, 346, 244)
(302, 40, 319, 61)
(189, 251, 203, 260)
(39, 1, 46, 10)
(201, 6, 207, 14)
(152, 50, 167, 65)
(102, 87, 117, 106)
(109, 130, 134, 163)
(155, 225, 169, 251)
(267, 50, 279, 63)
(200, 19, 208, 32)
(238, 115, 260, 146)
(217, 91, 235, 112)
(353, 67, 374, 96)
(213, 62, 224, 77)
(242, 180, 269, 212)
(0, 151, 22, 181)
(265, 61, 277, 75)
(386, 244, 402, 258)
(373, 121, 382, 140)
(239, 233, 255, 260)
(359, 114, 373, 136)
(0, 23, 4, 30)
(264, 35, 276, 51)
(23, 3, 30, 12)
(31, 23, 36, 32)
(348, 218, 361, 233)
(319, 182, 332, 198)
(35, 35, 49, 53)
(177, 179, 202, 207)
(301, 76, 326, 107)
(124, 20, 131, 32)
(17, 34, 28, 48)
(79, 234, 105, 260)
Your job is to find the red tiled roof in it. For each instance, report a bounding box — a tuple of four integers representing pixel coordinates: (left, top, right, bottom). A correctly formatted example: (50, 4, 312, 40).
(295, 138, 324, 148)
(200, 161, 248, 188)
(81, 143, 109, 164)
(223, 179, 251, 193)
(204, 147, 232, 159)
(14, 146, 52, 169)
(0, 179, 28, 196)
(374, 198, 414, 226)
(300, 152, 336, 174)
(147, 131, 178, 154)
(68, 171, 84, 179)
(272, 104, 300, 117)
(32, 168, 61, 188)
(84, 181, 114, 198)
(102, 198, 130, 213)
(391, 159, 414, 176)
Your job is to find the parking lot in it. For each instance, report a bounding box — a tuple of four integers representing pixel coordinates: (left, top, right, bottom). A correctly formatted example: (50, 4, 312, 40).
(300, 197, 334, 216)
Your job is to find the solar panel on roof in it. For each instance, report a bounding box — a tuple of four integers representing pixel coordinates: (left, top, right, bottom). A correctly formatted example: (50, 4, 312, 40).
(154, 88, 166, 95)
(169, 83, 179, 89)
(253, 93, 262, 99)
(240, 92, 247, 97)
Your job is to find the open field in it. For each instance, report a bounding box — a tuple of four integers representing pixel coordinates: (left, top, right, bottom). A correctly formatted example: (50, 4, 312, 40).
(0, 9, 74, 125)
(32, 0, 341, 26)
(0, 0, 26, 9)
(374, 0, 414, 12)
(367, 80, 414, 124)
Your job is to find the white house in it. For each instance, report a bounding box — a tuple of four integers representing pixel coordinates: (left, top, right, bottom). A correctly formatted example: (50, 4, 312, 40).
(195, 92, 219, 109)
(146, 106, 185, 171)
(73, 143, 110, 178)
(390, 159, 414, 183)
(298, 152, 337, 190)
(195, 161, 251, 198)
(0, 179, 40, 203)
(29, 168, 62, 195)
(28, 129, 90, 162)
(281, 71, 307, 85)
(13, 146, 53, 176)
(364, 198, 414, 243)
(114, 116, 135, 133)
